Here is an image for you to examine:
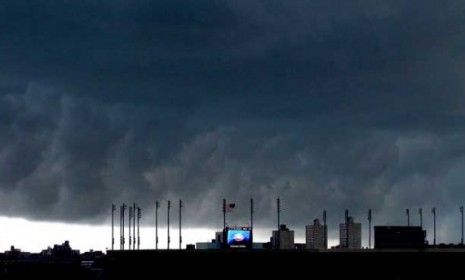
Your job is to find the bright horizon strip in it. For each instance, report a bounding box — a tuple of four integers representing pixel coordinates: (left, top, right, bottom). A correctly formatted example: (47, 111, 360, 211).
(0, 216, 344, 253)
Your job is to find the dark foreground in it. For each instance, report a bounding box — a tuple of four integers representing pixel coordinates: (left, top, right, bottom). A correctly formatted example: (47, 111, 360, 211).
(2, 249, 465, 279)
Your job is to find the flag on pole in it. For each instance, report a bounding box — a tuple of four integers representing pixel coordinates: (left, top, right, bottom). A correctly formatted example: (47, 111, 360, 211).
(226, 203, 236, 212)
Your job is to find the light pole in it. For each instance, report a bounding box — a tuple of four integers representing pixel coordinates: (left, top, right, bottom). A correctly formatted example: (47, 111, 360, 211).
(406, 208, 410, 226)
(179, 200, 183, 250)
(167, 200, 171, 250)
(368, 209, 372, 249)
(345, 209, 349, 248)
(323, 210, 327, 249)
(432, 207, 436, 247)
(111, 204, 115, 250)
(419, 208, 423, 228)
(460, 206, 464, 245)
(155, 201, 159, 249)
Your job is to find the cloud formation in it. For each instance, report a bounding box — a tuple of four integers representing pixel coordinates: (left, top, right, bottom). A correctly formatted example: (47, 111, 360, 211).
(1, 1, 465, 242)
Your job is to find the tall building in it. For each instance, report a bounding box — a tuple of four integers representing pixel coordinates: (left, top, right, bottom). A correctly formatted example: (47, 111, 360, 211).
(272, 224, 295, 249)
(339, 217, 362, 249)
(306, 219, 327, 249)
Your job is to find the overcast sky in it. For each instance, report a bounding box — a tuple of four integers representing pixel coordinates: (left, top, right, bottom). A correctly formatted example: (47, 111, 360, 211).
(1, 1, 465, 250)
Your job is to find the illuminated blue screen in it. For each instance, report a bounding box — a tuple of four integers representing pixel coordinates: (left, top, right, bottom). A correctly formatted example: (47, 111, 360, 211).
(227, 230, 251, 247)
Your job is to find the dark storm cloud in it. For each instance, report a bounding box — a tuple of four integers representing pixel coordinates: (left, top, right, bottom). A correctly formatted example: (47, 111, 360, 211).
(1, 0, 465, 243)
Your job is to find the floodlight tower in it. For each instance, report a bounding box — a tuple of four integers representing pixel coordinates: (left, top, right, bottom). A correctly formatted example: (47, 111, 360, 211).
(119, 205, 123, 250)
(277, 198, 281, 228)
(133, 203, 136, 250)
(129, 206, 132, 249)
(250, 198, 254, 243)
(111, 204, 115, 250)
(167, 200, 171, 250)
(432, 207, 436, 246)
(137, 207, 141, 250)
(419, 208, 423, 228)
(155, 201, 159, 249)
(368, 209, 372, 249)
(345, 209, 349, 248)
(122, 203, 126, 250)
(277, 198, 281, 249)
(323, 210, 327, 249)
(179, 200, 183, 250)
(222, 198, 226, 230)
(460, 206, 464, 245)
(250, 198, 254, 230)
(406, 208, 410, 226)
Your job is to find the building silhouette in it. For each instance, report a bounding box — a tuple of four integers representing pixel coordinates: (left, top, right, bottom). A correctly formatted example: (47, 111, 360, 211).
(40, 241, 80, 259)
(306, 219, 327, 249)
(272, 224, 295, 249)
(374, 226, 426, 249)
(339, 217, 362, 249)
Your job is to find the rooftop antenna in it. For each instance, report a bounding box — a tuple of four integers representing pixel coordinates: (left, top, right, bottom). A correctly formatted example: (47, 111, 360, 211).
(323, 210, 327, 249)
(133, 203, 136, 250)
(179, 200, 183, 250)
(167, 200, 171, 250)
(419, 208, 423, 228)
(345, 209, 349, 248)
(432, 207, 436, 246)
(111, 204, 115, 250)
(155, 201, 159, 249)
(460, 206, 464, 245)
(406, 208, 410, 227)
(137, 207, 141, 250)
(129, 206, 132, 250)
(368, 209, 372, 249)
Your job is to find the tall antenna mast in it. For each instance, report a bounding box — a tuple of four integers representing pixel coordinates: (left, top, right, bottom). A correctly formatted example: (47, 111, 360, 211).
(419, 208, 423, 228)
(323, 210, 327, 249)
(111, 204, 115, 250)
(406, 208, 410, 226)
(432, 207, 436, 246)
(129, 206, 132, 250)
(137, 207, 141, 250)
(368, 209, 372, 249)
(167, 200, 171, 250)
(155, 201, 159, 249)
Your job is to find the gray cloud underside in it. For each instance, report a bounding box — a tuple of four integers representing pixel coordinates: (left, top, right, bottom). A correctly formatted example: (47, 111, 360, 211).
(1, 1, 465, 242)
